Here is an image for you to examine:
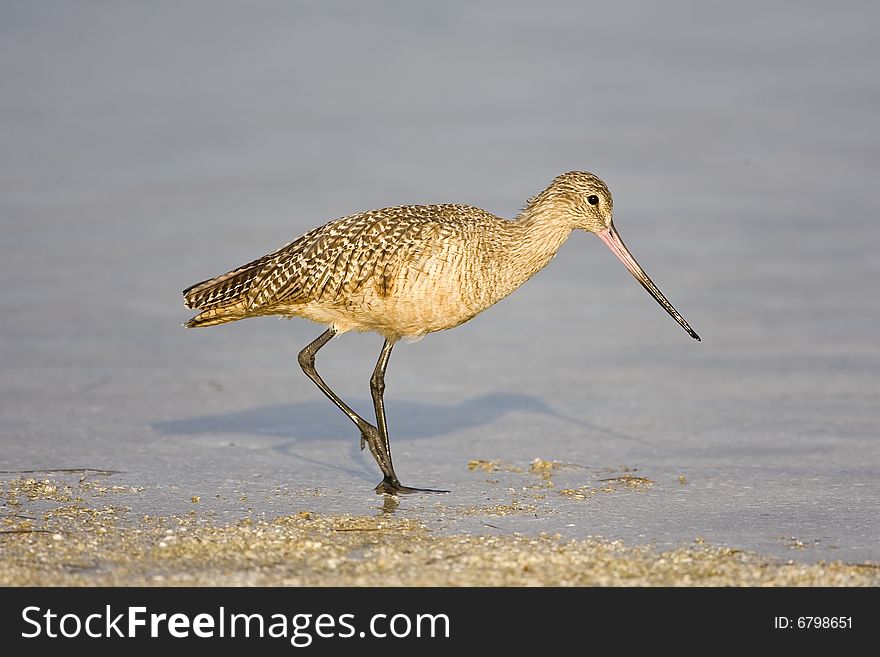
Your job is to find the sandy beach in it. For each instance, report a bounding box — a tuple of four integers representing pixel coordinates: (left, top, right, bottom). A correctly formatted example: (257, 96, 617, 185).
(3, 471, 877, 586)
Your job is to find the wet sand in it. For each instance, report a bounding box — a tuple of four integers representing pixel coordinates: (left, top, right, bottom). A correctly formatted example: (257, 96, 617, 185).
(3, 474, 876, 587)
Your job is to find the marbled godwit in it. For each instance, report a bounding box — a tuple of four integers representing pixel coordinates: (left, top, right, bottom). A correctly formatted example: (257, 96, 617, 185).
(183, 171, 699, 494)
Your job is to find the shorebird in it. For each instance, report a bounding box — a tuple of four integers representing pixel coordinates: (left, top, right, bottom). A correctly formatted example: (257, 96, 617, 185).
(183, 171, 699, 494)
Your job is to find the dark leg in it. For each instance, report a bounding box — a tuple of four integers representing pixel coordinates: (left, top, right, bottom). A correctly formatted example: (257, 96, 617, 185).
(370, 339, 396, 469)
(369, 339, 448, 495)
(298, 328, 394, 482)
(298, 328, 444, 494)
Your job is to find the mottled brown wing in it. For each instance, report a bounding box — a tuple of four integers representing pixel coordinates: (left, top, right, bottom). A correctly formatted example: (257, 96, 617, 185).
(246, 214, 372, 308)
(186, 205, 482, 313)
(366, 217, 444, 299)
(246, 210, 430, 307)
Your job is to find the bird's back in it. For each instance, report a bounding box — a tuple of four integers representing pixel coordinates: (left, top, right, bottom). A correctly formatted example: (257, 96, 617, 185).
(183, 204, 510, 335)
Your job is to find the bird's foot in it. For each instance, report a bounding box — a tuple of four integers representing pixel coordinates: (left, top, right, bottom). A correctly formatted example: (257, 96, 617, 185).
(374, 476, 449, 496)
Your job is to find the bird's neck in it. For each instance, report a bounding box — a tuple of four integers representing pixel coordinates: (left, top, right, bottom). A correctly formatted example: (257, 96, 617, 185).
(451, 204, 575, 320)
(504, 205, 574, 285)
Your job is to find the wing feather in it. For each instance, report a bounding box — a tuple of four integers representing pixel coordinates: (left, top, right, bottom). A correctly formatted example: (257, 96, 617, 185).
(183, 204, 491, 322)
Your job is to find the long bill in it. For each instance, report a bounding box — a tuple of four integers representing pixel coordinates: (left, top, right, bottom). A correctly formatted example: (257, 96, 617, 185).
(596, 222, 701, 341)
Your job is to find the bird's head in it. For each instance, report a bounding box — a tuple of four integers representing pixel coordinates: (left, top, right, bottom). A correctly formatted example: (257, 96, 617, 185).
(530, 170, 701, 341)
(536, 170, 615, 233)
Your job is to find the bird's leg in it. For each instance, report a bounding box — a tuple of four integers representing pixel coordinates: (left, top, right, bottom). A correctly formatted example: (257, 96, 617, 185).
(369, 340, 400, 492)
(369, 339, 448, 495)
(370, 340, 395, 468)
(297, 328, 395, 484)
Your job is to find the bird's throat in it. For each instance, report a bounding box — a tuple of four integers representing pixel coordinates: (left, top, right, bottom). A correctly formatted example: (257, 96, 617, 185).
(512, 210, 573, 276)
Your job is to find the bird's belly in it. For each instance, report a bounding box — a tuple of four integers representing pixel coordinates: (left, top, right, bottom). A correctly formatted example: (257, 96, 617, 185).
(288, 255, 486, 340)
(299, 287, 477, 340)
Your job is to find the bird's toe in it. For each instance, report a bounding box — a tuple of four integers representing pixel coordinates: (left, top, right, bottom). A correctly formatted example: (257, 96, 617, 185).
(374, 477, 449, 495)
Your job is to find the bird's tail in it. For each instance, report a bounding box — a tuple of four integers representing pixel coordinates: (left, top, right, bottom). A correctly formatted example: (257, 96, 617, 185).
(182, 307, 247, 328)
(183, 256, 274, 328)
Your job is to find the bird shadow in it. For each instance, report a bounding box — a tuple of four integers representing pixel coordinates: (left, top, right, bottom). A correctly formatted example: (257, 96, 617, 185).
(155, 392, 559, 442)
(152, 392, 655, 483)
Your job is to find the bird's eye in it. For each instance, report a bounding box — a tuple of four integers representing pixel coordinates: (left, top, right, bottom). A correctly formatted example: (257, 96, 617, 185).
(587, 195, 600, 206)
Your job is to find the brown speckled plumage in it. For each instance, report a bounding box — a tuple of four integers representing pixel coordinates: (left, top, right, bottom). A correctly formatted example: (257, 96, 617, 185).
(184, 172, 612, 339)
(183, 172, 698, 494)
